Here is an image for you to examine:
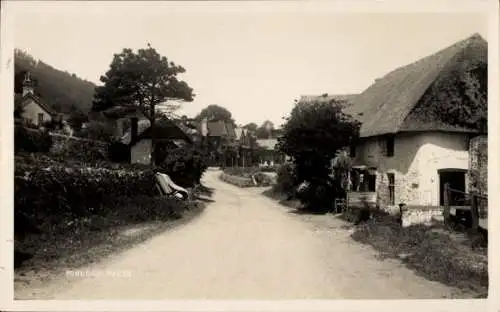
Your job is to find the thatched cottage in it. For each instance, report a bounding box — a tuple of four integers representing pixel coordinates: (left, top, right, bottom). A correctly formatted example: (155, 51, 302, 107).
(301, 33, 487, 209)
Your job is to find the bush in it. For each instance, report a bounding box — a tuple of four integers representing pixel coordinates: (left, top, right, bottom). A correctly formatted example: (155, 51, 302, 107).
(253, 172, 273, 186)
(158, 146, 208, 188)
(15, 154, 157, 224)
(74, 121, 114, 142)
(219, 173, 254, 187)
(50, 134, 110, 163)
(223, 166, 260, 178)
(273, 163, 297, 198)
(15, 126, 53, 153)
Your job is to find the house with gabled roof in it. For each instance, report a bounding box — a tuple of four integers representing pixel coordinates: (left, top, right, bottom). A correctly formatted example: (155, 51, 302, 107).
(300, 33, 487, 209)
(15, 72, 58, 127)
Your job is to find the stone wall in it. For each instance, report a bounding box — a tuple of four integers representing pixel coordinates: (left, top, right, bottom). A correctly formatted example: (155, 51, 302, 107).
(50, 133, 110, 162)
(469, 135, 487, 195)
(401, 205, 443, 227)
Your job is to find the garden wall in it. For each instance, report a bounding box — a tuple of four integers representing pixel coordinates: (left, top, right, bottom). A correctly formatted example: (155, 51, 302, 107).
(401, 205, 443, 227)
(377, 204, 443, 227)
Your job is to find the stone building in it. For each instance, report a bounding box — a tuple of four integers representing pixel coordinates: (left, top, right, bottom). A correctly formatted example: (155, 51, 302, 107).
(301, 33, 487, 211)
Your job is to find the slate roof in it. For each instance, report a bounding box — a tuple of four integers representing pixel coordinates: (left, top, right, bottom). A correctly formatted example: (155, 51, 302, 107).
(15, 93, 57, 116)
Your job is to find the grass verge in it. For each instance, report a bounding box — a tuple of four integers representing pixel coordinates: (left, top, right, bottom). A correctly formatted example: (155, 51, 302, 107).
(349, 213, 488, 297)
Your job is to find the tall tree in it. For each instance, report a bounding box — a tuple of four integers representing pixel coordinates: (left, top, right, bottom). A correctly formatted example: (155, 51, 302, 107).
(195, 104, 234, 124)
(92, 44, 195, 164)
(243, 122, 258, 132)
(278, 98, 360, 184)
(255, 120, 275, 139)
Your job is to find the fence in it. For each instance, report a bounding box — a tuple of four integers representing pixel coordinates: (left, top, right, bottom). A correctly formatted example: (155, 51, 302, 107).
(443, 183, 487, 231)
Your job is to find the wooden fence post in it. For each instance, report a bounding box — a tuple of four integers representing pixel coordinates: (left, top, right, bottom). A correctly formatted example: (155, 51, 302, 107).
(471, 192, 479, 233)
(443, 183, 451, 225)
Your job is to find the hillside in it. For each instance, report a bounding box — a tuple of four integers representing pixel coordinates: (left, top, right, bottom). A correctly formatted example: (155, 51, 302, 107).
(14, 49, 97, 115)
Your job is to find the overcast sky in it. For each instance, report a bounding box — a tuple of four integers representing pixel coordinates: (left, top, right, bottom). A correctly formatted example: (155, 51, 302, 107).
(10, 1, 488, 127)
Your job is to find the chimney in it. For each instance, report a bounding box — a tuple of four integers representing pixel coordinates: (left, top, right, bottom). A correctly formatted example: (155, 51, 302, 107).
(130, 117, 139, 142)
(22, 71, 34, 97)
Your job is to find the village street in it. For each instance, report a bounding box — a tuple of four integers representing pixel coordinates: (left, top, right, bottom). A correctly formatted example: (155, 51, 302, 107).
(16, 169, 469, 300)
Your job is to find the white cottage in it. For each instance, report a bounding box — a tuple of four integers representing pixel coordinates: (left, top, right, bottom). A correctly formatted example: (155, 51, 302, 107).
(301, 33, 487, 210)
(15, 72, 57, 126)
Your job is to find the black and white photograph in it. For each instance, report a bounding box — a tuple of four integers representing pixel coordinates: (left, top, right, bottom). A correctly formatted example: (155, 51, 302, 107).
(1, 0, 498, 310)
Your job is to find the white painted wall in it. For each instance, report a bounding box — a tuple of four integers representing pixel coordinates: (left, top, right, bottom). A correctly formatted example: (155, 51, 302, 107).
(353, 131, 469, 207)
(416, 132, 469, 206)
(20, 98, 52, 126)
(131, 139, 152, 165)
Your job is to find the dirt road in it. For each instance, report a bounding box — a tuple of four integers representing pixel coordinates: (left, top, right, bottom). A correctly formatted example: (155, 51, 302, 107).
(17, 170, 464, 299)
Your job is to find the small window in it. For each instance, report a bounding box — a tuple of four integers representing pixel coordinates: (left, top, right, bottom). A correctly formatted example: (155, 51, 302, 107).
(38, 113, 44, 125)
(387, 173, 395, 205)
(386, 135, 395, 157)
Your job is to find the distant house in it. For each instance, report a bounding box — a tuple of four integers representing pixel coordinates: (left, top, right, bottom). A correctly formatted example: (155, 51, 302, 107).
(255, 129, 285, 165)
(101, 106, 194, 165)
(120, 117, 194, 165)
(301, 33, 487, 208)
(14, 72, 58, 127)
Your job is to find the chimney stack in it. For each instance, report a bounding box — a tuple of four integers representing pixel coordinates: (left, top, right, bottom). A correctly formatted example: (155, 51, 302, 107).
(130, 117, 139, 143)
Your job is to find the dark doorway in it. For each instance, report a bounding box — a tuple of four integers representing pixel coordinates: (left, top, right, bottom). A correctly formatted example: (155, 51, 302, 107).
(439, 169, 466, 206)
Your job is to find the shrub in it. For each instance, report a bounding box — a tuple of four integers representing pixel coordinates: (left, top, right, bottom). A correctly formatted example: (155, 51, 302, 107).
(74, 120, 114, 142)
(14, 126, 53, 154)
(50, 134, 110, 163)
(219, 173, 254, 187)
(253, 172, 273, 186)
(273, 163, 297, 198)
(14, 154, 157, 224)
(223, 166, 260, 178)
(158, 146, 208, 188)
(277, 96, 360, 212)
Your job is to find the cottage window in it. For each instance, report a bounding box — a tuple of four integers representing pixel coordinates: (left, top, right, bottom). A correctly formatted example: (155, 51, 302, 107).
(387, 173, 395, 205)
(386, 135, 395, 157)
(38, 113, 44, 125)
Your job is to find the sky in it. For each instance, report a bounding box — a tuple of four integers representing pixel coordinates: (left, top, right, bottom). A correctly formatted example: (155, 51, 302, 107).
(10, 1, 489, 127)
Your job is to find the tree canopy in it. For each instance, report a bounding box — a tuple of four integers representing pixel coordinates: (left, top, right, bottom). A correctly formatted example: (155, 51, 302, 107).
(255, 120, 275, 139)
(92, 44, 195, 117)
(277, 99, 360, 182)
(243, 122, 258, 132)
(195, 104, 235, 124)
(92, 44, 195, 164)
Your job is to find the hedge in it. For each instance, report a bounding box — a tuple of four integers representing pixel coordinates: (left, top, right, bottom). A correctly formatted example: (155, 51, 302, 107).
(15, 154, 157, 224)
(219, 172, 255, 188)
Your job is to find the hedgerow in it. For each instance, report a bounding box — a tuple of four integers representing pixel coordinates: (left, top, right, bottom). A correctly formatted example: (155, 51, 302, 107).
(15, 154, 157, 223)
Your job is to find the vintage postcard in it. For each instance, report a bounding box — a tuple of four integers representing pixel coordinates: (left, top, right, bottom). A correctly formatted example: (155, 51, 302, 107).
(1, 0, 498, 311)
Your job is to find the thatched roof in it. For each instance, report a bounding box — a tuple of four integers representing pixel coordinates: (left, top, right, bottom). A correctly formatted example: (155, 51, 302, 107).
(299, 33, 487, 138)
(298, 94, 358, 108)
(344, 33, 487, 137)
